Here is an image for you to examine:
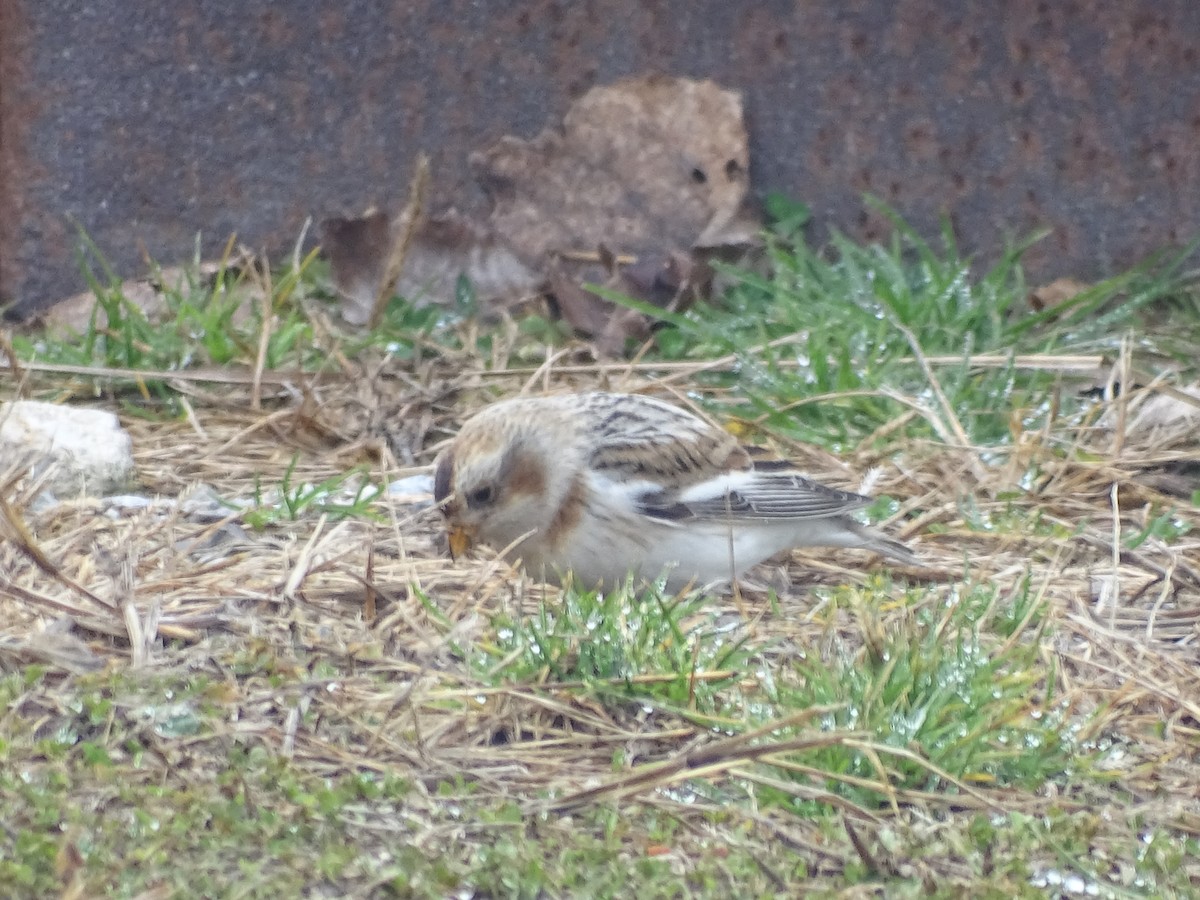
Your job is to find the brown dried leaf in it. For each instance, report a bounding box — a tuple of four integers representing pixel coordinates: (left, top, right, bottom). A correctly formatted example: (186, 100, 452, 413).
(320, 208, 538, 326)
(28, 255, 258, 334)
(1029, 277, 1090, 313)
(1101, 382, 1200, 435)
(545, 245, 725, 355)
(546, 268, 649, 356)
(320, 208, 392, 327)
(471, 74, 758, 350)
(473, 74, 751, 263)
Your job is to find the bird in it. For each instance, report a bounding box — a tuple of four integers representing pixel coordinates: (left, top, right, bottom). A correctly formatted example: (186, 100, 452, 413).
(433, 391, 921, 591)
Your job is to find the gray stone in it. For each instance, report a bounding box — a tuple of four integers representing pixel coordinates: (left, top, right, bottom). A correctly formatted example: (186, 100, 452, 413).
(0, 401, 135, 498)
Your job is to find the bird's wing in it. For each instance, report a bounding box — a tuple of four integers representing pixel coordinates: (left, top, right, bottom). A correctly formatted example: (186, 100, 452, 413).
(576, 393, 871, 522)
(638, 468, 871, 522)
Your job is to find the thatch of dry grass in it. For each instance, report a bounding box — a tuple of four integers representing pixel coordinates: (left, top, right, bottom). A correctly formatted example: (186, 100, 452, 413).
(2, 315, 1200, 895)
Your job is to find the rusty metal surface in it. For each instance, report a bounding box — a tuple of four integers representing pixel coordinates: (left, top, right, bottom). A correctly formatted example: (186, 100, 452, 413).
(3, 0, 1200, 313)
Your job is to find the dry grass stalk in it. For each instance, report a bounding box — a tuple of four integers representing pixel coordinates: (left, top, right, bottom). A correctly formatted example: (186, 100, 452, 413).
(370, 154, 431, 329)
(1, 344, 1199, 888)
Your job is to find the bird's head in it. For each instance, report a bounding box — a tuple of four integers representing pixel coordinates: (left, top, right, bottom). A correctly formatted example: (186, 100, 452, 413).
(433, 400, 580, 558)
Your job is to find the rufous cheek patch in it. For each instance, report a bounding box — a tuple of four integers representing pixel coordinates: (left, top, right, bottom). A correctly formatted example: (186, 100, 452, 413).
(505, 449, 547, 498)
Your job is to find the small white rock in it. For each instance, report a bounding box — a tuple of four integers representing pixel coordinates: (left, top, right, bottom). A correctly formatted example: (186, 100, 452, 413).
(387, 472, 434, 495)
(387, 472, 434, 507)
(0, 401, 135, 498)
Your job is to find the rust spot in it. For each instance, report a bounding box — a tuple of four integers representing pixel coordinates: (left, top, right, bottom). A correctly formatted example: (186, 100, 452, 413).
(903, 118, 938, 161)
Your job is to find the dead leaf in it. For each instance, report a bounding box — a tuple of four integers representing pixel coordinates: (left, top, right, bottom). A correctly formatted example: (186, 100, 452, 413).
(28, 254, 259, 334)
(39, 278, 171, 333)
(1100, 382, 1200, 434)
(1029, 277, 1090, 313)
(471, 73, 759, 351)
(473, 74, 751, 262)
(320, 208, 392, 326)
(320, 208, 538, 325)
(1092, 381, 1200, 498)
(546, 267, 649, 356)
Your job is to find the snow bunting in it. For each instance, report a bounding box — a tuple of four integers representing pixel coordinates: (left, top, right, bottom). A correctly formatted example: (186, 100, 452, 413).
(433, 392, 920, 591)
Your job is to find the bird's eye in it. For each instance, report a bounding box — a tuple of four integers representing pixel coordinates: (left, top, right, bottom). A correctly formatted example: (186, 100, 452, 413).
(466, 484, 495, 508)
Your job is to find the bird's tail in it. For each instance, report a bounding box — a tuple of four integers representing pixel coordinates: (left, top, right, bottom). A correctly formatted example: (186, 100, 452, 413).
(850, 521, 924, 568)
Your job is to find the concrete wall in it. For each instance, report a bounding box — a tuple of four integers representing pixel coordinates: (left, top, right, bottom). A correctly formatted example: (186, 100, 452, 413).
(3, 0, 1199, 313)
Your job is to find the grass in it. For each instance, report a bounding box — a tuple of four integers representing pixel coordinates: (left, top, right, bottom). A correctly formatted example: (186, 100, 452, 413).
(633, 199, 1199, 448)
(236, 456, 383, 528)
(773, 577, 1068, 804)
(7, 235, 477, 413)
(0, 666, 809, 900)
(3, 206, 1200, 896)
(22, 238, 322, 373)
(470, 577, 754, 709)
